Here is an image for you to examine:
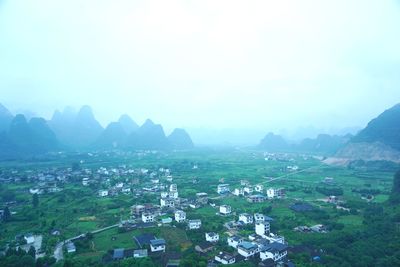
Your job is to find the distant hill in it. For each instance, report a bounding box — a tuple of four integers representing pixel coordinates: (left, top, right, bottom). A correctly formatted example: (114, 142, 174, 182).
(49, 105, 103, 148)
(118, 114, 139, 134)
(1, 103, 195, 153)
(0, 103, 13, 132)
(95, 122, 127, 149)
(332, 103, 400, 163)
(352, 104, 400, 150)
(298, 134, 351, 154)
(126, 119, 170, 150)
(258, 132, 350, 155)
(0, 114, 59, 157)
(258, 132, 289, 151)
(168, 128, 194, 149)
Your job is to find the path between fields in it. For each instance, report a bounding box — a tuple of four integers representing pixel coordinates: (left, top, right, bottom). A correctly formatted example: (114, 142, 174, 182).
(53, 224, 119, 262)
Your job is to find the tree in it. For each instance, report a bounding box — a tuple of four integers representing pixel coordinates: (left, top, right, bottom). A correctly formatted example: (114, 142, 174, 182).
(3, 206, 11, 222)
(32, 193, 39, 208)
(389, 170, 400, 204)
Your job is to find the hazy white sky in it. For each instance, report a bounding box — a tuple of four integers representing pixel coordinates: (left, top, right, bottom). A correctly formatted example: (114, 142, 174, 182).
(1, 0, 400, 137)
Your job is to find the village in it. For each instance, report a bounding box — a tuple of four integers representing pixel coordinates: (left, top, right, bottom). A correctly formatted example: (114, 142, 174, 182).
(0, 149, 391, 267)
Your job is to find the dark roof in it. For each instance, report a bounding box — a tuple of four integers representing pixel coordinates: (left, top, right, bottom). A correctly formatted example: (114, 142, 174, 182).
(197, 241, 214, 250)
(113, 248, 124, 259)
(134, 233, 156, 248)
(216, 252, 235, 261)
(150, 238, 166, 246)
(261, 242, 288, 253)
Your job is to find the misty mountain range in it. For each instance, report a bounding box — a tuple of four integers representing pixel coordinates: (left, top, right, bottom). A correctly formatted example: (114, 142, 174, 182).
(258, 103, 400, 162)
(1, 102, 400, 162)
(0, 103, 194, 158)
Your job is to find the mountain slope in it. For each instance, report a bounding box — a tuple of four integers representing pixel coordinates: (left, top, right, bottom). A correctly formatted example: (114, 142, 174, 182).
(118, 114, 139, 134)
(352, 104, 400, 150)
(127, 119, 170, 150)
(258, 132, 289, 151)
(95, 122, 127, 149)
(168, 128, 194, 149)
(0, 103, 13, 132)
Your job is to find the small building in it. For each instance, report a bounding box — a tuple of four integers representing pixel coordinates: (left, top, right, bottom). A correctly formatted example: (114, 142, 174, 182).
(188, 219, 202, 230)
(121, 187, 131, 194)
(237, 242, 259, 258)
(217, 184, 230, 194)
(227, 236, 243, 248)
(244, 186, 253, 194)
(232, 188, 244, 196)
(66, 242, 76, 253)
(215, 252, 236, 265)
(254, 184, 264, 192)
(267, 188, 286, 199)
(82, 178, 90, 186)
(142, 213, 156, 223)
(220, 205, 232, 215)
(175, 210, 186, 223)
(150, 239, 166, 252)
(247, 194, 266, 203)
(134, 249, 148, 258)
(24, 234, 35, 244)
(260, 242, 288, 262)
(195, 242, 214, 254)
(98, 190, 109, 197)
(256, 221, 271, 237)
(239, 213, 253, 224)
(205, 232, 219, 242)
(161, 217, 173, 224)
(160, 197, 175, 208)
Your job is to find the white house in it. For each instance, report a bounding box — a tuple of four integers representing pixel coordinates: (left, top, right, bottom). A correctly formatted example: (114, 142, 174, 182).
(260, 242, 288, 262)
(66, 242, 76, 253)
(98, 190, 109, 197)
(175, 210, 186, 223)
(220, 205, 232, 215)
(82, 178, 90, 186)
(256, 221, 271, 237)
(237, 242, 259, 258)
(254, 184, 264, 192)
(150, 239, 166, 252)
(160, 197, 175, 208)
(267, 188, 285, 199)
(121, 187, 131, 194)
(188, 219, 202, 230)
(239, 213, 254, 224)
(266, 188, 275, 199)
(160, 192, 169, 198)
(205, 232, 219, 242)
(227, 236, 243, 248)
(215, 252, 236, 265)
(142, 213, 156, 223)
(169, 184, 178, 192)
(254, 213, 266, 222)
(170, 191, 179, 199)
(24, 234, 35, 244)
(265, 233, 285, 244)
(115, 182, 124, 188)
(232, 188, 244, 196)
(217, 184, 230, 194)
(244, 186, 253, 194)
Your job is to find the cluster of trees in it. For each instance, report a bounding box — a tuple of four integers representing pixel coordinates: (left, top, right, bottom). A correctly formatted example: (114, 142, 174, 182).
(0, 246, 55, 267)
(315, 186, 343, 196)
